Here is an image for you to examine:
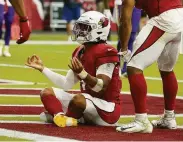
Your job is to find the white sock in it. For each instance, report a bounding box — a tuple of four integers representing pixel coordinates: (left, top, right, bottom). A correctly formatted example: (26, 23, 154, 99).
(68, 35, 72, 41)
(0, 40, 3, 52)
(0, 46, 3, 52)
(165, 110, 174, 115)
(4, 45, 9, 50)
(135, 113, 148, 121)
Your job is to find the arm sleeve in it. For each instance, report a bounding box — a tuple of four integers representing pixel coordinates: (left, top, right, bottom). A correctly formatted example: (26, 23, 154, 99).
(42, 67, 79, 91)
(96, 63, 115, 79)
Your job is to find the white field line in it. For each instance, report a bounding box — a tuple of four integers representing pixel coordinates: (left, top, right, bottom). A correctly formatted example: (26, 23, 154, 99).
(0, 114, 183, 118)
(178, 126, 183, 129)
(0, 90, 183, 100)
(145, 76, 183, 83)
(0, 114, 39, 117)
(0, 79, 46, 85)
(0, 94, 40, 97)
(10, 40, 117, 45)
(0, 83, 46, 86)
(121, 91, 183, 100)
(120, 114, 183, 118)
(0, 104, 43, 107)
(1, 63, 183, 83)
(0, 128, 79, 141)
(0, 88, 44, 90)
(0, 120, 182, 130)
(0, 63, 68, 72)
(0, 121, 48, 124)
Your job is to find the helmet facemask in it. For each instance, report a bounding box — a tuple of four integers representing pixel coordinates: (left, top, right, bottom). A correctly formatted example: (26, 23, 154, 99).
(72, 22, 97, 44)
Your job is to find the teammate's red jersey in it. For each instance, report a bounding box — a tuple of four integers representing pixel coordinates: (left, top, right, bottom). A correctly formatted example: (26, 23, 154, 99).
(135, 0, 183, 18)
(72, 43, 121, 105)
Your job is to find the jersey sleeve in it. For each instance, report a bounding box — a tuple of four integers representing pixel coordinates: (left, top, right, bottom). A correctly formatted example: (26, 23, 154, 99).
(95, 48, 119, 67)
(96, 63, 115, 78)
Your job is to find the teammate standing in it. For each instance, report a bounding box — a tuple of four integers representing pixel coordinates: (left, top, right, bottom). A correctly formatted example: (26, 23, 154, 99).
(9, 0, 31, 44)
(26, 11, 122, 127)
(102, 0, 141, 74)
(115, 0, 141, 75)
(116, 0, 183, 133)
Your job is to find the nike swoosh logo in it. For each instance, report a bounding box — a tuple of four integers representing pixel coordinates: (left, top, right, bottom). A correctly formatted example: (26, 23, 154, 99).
(119, 126, 135, 131)
(107, 48, 113, 51)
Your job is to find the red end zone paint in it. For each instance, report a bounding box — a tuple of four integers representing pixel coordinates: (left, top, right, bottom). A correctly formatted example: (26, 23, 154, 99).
(0, 123, 183, 141)
(0, 95, 183, 115)
(0, 89, 183, 115)
(0, 106, 44, 115)
(0, 89, 183, 141)
(0, 89, 41, 95)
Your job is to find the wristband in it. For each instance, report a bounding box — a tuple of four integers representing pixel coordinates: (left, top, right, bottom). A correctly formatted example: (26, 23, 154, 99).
(78, 69, 88, 80)
(91, 78, 104, 92)
(20, 16, 28, 22)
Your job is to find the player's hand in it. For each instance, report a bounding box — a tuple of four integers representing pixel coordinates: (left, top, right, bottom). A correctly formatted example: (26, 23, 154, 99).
(118, 50, 132, 62)
(16, 17, 31, 44)
(25, 55, 44, 72)
(68, 57, 84, 74)
(103, 9, 114, 22)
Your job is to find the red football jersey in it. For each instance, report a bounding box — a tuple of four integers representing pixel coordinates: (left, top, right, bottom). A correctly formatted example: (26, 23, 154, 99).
(135, 0, 183, 18)
(72, 43, 122, 105)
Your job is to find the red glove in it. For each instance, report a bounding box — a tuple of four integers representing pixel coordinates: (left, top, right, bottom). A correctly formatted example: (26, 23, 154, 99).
(16, 17, 31, 44)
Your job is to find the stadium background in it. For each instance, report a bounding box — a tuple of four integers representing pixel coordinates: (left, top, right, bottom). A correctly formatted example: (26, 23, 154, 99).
(0, 0, 182, 141)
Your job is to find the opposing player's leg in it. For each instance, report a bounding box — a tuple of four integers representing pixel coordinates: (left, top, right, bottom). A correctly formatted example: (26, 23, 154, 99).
(116, 24, 172, 133)
(3, 6, 14, 57)
(40, 87, 77, 127)
(62, 5, 73, 41)
(151, 32, 181, 129)
(0, 4, 4, 56)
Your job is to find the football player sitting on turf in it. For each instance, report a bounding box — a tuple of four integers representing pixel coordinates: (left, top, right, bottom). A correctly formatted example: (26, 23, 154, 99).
(26, 11, 122, 127)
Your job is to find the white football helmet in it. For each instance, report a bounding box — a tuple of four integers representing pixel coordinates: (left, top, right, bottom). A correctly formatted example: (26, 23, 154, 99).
(72, 11, 110, 44)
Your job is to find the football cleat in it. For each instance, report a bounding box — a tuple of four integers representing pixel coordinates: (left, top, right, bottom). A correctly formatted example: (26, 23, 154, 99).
(151, 113, 177, 129)
(0, 40, 4, 56)
(53, 114, 78, 127)
(116, 119, 153, 133)
(3, 46, 11, 57)
(40, 111, 53, 123)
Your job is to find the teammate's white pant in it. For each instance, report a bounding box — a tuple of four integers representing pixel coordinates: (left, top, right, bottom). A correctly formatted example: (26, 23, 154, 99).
(128, 24, 181, 71)
(52, 87, 117, 126)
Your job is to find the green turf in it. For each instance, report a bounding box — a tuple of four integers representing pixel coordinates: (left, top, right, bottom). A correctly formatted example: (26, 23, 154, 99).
(0, 37, 182, 141)
(0, 136, 30, 141)
(0, 44, 182, 96)
(29, 32, 118, 41)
